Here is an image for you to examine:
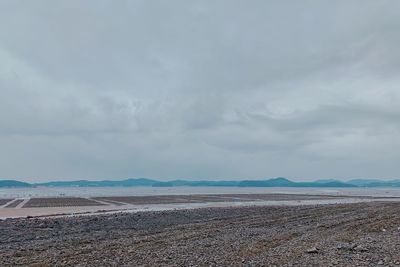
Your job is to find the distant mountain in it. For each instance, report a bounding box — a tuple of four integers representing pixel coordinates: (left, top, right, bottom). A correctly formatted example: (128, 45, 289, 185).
(238, 178, 357, 188)
(347, 179, 385, 186)
(0, 180, 32, 188)
(185, 180, 240, 187)
(347, 179, 400, 187)
(1, 177, 400, 188)
(151, 181, 175, 187)
(314, 179, 342, 184)
(304, 181, 356, 188)
(238, 177, 294, 187)
(36, 178, 158, 187)
(152, 180, 240, 187)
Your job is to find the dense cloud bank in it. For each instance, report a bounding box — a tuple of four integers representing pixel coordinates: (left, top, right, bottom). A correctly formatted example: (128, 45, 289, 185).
(0, 1, 400, 181)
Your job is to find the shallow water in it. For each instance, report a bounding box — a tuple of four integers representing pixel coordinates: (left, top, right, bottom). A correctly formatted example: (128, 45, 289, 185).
(1, 186, 400, 198)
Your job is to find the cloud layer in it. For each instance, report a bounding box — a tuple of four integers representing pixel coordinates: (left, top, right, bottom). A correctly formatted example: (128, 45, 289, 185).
(1, 1, 400, 181)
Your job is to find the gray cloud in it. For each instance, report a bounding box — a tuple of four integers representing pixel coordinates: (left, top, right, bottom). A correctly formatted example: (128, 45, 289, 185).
(0, 1, 400, 181)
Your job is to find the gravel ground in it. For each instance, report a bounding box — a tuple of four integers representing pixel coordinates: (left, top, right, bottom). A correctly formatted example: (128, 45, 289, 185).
(1, 202, 400, 267)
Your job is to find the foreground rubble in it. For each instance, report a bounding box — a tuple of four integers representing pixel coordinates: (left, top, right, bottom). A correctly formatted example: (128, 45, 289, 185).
(1, 202, 400, 266)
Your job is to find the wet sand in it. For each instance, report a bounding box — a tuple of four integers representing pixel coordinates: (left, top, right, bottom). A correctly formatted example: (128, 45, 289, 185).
(1, 201, 400, 266)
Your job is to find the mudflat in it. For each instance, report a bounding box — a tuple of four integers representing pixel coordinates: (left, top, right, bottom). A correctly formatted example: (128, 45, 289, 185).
(0, 193, 371, 219)
(1, 202, 400, 267)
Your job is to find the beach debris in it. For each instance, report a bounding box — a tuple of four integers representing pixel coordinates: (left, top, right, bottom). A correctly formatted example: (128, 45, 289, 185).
(306, 247, 319, 254)
(353, 245, 368, 252)
(336, 242, 356, 250)
(337, 242, 368, 252)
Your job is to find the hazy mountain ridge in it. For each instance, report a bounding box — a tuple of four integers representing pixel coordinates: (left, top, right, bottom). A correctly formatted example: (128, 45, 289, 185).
(347, 179, 400, 187)
(35, 178, 158, 187)
(1, 178, 400, 188)
(0, 180, 32, 188)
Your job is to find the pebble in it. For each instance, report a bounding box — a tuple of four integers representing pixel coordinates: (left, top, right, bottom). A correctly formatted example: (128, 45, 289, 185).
(306, 247, 319, 254)
(354, 245, 368, 252)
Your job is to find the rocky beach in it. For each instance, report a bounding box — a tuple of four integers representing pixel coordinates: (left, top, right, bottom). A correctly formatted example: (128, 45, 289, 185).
(1, 201, 400, 266)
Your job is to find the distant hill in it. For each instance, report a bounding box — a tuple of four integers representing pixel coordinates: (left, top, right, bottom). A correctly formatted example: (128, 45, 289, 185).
(153, 178, 357, 188)
(238, 177, 294, 187)
(0, 180, 32, 188)
(303, 181, 356, 188)
(152, 180, 241, 187)
(347, 179, 400, 187)
(238, 178, 357, 188)
(36, 178, 158, 187)
(347, 179, 385, 186)
(1, 178, 400, 188)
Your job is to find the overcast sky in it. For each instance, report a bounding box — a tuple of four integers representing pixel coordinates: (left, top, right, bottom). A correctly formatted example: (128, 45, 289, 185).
(1, 1, 400, 182)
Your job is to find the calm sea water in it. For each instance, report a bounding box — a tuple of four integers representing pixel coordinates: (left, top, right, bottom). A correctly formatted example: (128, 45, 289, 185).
(1, 186, 400, 198)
